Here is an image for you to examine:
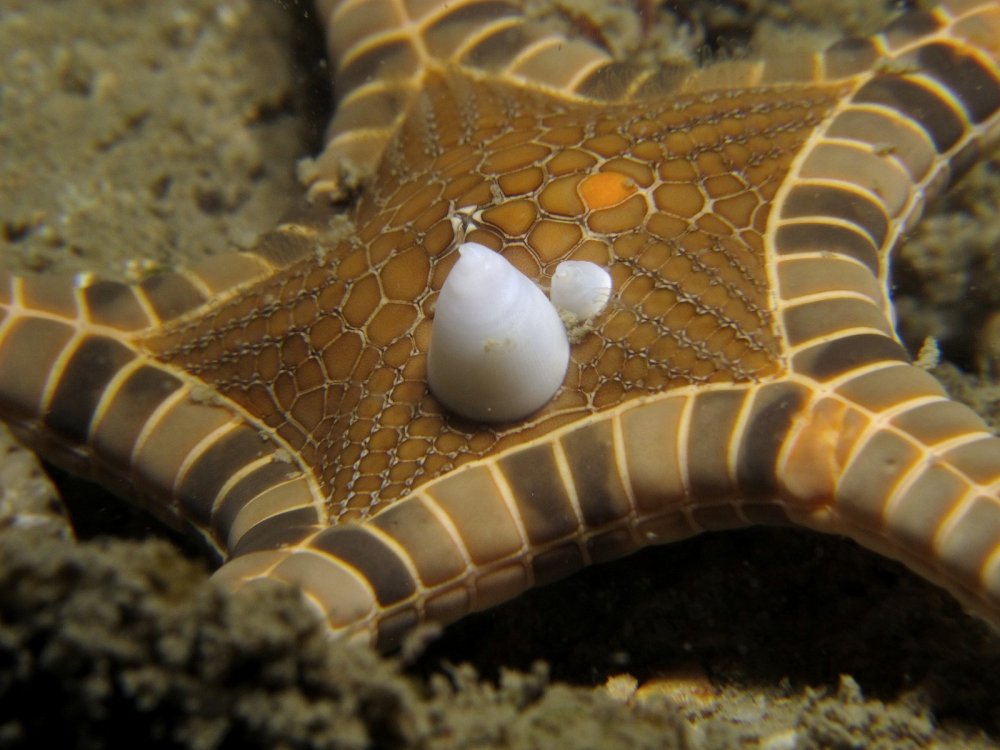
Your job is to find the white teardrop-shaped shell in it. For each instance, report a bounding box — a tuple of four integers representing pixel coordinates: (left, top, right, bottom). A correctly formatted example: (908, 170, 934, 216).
(427, 243, 570, 422)
(551, 261, 612, 320)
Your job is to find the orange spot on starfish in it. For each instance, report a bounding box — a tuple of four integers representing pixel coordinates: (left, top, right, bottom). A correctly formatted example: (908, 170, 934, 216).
(578, 171, 637, 210)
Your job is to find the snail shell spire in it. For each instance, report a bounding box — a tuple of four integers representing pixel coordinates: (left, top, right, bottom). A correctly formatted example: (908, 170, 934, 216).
(427, 242, 570, 423)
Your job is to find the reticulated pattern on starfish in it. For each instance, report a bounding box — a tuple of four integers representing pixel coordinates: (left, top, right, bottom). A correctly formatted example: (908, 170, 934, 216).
(0, 0, 999, 651)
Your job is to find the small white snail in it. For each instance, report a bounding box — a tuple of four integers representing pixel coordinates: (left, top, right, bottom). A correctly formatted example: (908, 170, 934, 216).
(550, 260, 612, 321)
(427, 243, 570, 422)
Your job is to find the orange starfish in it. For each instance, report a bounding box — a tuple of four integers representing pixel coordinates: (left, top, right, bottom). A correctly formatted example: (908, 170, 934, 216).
(1, 0, 1000, 654)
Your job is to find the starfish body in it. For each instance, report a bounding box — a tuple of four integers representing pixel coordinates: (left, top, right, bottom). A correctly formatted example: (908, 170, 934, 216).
(1, 0, 1000, 651)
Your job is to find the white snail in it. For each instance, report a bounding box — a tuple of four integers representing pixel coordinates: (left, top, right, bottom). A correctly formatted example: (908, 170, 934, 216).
(427, 243, 570, 422)
(428, 243, 614, 423)
(550, 260, 612, 321)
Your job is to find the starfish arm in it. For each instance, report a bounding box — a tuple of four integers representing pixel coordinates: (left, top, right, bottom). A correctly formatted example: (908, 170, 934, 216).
(769, 1, 1000, 309)
(0, 257, 330, 556)
(779, 367, 1000, 628)
(767, 0, 1000, 626)
(212, 383, 805, 649)
(309, 0, 626, 200)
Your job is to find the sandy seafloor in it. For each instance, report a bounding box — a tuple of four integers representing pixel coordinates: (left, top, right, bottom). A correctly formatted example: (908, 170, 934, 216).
(2, 0, 1000, 747)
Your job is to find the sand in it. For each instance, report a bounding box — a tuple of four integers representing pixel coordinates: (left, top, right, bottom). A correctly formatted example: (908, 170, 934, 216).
(1, 0, 1000, 747)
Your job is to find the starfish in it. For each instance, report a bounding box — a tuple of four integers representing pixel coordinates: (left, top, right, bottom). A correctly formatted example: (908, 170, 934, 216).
(2, 0, 1000, 656)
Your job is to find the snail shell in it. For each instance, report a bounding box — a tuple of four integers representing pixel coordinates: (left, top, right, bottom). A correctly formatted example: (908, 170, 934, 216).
(551, 260, 612, 321)
(427, 242, 570, 423)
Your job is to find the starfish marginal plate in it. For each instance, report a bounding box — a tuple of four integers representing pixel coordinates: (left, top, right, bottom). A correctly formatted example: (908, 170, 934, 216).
(2, 0, 1000, 658)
